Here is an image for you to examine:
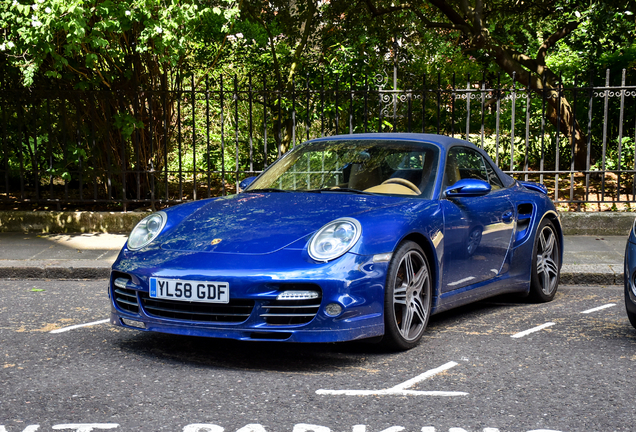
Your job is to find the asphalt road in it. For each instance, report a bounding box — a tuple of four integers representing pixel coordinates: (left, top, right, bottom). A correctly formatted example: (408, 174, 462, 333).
(1, 280, 634, 432)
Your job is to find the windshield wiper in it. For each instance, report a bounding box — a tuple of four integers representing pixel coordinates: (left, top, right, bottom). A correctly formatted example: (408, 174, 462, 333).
(305, 187, 376, 195)
(244, 188, 290, 193)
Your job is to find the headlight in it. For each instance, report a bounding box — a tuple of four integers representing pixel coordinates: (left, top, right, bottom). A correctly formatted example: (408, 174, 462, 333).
(308, 217, 362, 262)
(127, 211, 167, 250)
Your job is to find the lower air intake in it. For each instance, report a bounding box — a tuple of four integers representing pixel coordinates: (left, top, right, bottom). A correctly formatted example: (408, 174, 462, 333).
(260, 297, 322, 325)
(140, 293, 254, 323)
(114, 287, 140, 314)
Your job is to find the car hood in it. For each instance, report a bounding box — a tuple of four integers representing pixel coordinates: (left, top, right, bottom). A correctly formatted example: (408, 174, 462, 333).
(159, 192, 410, 254)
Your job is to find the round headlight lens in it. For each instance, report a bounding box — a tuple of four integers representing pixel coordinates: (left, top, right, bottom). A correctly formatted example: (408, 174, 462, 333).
(127, 211, 167, 250)
(308, 218, 361, 262)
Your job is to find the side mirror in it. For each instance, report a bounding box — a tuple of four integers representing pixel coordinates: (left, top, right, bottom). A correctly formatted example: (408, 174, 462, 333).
(445, 178, 491, 198)
(239, 176, 257, 192)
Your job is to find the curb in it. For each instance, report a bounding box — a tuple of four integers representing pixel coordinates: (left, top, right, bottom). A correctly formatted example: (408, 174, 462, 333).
(0, 211, 149, 234)
(560, 265, 623, 286)
(560, 212, 634, 236)
(0, 267, 111, 279)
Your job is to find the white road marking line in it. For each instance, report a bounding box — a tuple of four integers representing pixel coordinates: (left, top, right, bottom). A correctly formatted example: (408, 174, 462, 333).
(580, 303, 616, 314)
(316, 361, 467, 396)
(388, 361, 459, 390)
(511, 322, 555, 338)
(50, 319, 110, 334)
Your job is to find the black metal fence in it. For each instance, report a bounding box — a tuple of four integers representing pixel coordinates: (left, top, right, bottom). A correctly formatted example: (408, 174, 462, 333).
(1, 68, 635, 211)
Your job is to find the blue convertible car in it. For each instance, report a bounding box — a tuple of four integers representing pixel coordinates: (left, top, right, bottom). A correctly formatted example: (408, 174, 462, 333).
(110, 133, 563, 349)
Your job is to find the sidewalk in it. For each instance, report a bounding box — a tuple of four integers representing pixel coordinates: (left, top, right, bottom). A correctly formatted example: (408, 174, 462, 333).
(0, 232, 627, 284)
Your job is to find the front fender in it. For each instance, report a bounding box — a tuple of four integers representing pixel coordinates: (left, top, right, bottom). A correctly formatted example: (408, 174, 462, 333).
(351, 200, 443, 256)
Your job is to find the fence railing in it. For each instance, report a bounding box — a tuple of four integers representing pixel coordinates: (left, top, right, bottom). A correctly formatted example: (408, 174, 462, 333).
(1, 69, 635, 211)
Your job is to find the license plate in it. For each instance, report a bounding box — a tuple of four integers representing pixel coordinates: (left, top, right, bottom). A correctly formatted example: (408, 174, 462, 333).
(149, 278, 230, 303)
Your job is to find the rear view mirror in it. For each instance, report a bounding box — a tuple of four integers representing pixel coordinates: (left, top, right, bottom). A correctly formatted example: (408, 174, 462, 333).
(445, 178, 491, 198)
(239, 176, 257, 192)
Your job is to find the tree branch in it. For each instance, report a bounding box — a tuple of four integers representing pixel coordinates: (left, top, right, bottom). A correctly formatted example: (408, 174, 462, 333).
(536, 20, 580, 66)
(244, 3, 283, 86)
(287, 0, 318, 86)
(425, 0, 471, 30)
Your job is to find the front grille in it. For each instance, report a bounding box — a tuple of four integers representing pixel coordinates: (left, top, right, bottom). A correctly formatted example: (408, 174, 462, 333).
(114, 287, 140, 314)
(260, 298, 322, 325)
(140, 293, 254, 323)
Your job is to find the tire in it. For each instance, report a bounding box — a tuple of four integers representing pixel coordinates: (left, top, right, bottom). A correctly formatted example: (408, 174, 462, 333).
(529, 219, 560, 302)
(624, 258, 636, 329)
(626, 296, 636, 329)
(381, 241, 432, 350)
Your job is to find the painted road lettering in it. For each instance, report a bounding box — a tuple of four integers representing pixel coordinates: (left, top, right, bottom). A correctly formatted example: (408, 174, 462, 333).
(0, 425, 119, 432)
(0, 424, 564, 432)
(52, 425, 119, 432)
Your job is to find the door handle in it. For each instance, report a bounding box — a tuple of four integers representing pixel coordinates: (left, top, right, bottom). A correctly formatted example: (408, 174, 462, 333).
(502, 211, 514, 223)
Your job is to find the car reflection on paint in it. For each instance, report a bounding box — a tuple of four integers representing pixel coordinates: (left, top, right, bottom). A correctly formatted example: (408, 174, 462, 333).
(624, 218, 636, 328)
(109, 133, 563, 350)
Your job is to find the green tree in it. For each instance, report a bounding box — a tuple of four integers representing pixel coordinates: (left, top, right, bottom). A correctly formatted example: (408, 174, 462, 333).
(355, 0, 635, 168)
(0, 0, 240, 199)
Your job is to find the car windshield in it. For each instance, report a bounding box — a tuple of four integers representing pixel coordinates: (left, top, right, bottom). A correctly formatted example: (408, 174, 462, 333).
(247, 139, 439, 199)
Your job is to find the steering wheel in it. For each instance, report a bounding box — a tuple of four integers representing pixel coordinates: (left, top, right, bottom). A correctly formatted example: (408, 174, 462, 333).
(381, 178, 422, 195)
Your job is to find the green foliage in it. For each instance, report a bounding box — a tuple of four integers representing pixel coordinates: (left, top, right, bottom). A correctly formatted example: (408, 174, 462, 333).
(592, 137, 635, 171)
(545, 5, 636, 82)
(0, 0, 240, 87)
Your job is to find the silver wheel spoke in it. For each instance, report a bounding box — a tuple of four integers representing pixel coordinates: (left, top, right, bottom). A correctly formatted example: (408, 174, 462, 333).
(536, 225, 559, 296)
(544, 257, 558, 276)
(541, 264, 551, 290)
(539, 230, 548, 251)
(411, 296, 427, 323)
(411, 263, 427, 288)
(393, 284, 408, 305)
(400, 306, 414, 338)
(542, 230, 555, 256)
(404, 253, 415, 285)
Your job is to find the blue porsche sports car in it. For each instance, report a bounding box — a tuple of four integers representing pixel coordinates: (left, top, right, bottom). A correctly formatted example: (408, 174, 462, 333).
(110, 133, 563, 350)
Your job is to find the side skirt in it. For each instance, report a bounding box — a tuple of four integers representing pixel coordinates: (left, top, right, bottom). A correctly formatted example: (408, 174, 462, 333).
(431, 275, 529, 315)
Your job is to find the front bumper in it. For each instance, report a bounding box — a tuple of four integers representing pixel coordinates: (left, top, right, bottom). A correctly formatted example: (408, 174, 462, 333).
(109, 248, 387, 343)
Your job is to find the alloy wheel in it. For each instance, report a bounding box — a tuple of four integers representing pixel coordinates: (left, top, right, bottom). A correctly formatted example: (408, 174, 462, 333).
(392, 250, 430, 341)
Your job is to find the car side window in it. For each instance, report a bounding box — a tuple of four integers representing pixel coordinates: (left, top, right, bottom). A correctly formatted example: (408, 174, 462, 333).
(484, 160, 504, 189)
(445, 146, 503, 190)
(446, 147, 487, 186)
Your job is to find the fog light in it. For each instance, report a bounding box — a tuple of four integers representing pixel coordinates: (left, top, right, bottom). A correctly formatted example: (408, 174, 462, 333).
(277, 290, 320, 300)
(121, 318, 145, 329)
(324, 303, 342, 316)
(114, 277, 129, 289)
(631, 272, 636, 297)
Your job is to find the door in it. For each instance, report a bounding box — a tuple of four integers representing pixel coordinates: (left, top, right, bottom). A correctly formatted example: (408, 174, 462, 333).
(441, 146, 515, 292)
